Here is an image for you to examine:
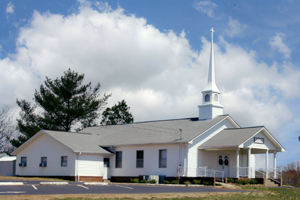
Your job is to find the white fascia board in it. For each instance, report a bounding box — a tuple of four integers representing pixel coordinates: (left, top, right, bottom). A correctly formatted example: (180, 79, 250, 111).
(11, 130, 44, 155)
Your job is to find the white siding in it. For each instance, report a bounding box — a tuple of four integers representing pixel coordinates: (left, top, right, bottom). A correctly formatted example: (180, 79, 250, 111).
(77, 153, 107, 179)
(15, 134, 76, 176)
(188, 119, 235, 176)
(110, 144, 180, 177)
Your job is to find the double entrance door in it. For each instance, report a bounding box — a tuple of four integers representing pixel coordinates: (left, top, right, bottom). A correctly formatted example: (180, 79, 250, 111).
(218, 154, 229, 177)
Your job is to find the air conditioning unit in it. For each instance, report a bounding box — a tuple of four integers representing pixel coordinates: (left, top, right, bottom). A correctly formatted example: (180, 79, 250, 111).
(19, 163, 26, 167)
(39, 163, 47, 167)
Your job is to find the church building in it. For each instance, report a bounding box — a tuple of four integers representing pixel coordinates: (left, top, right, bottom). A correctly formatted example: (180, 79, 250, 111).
(12, 28, 285, 184)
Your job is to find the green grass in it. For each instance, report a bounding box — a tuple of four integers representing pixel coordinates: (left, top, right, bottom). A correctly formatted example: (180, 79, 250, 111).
(49, 186, 300, 200)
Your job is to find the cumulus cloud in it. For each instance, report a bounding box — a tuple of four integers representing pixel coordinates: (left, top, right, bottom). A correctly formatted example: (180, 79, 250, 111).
(1, 2, 299, 143)
(269, 33, 291, 59)
(6, 2, 14, 14)
(225, 17, 247, 38)
(194, 1, 217, 18)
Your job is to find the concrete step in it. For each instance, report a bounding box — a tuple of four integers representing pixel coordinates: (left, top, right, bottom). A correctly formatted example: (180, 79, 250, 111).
(266, 179, 280, 187)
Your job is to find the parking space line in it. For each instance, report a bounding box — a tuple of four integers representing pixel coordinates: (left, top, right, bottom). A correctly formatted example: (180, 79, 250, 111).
(0, 191, 26, 194)
(114, 185, 133, 189)
(77, 184, 89, 189)
(32, 185, 37, 190)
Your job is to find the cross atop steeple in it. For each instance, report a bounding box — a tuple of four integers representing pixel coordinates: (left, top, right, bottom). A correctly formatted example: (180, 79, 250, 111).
(210, 27, 214, 39)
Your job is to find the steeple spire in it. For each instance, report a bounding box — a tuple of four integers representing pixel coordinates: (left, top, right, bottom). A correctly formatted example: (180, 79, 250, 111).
(203, 27, 220, 93)
(198, 28, 224, 120)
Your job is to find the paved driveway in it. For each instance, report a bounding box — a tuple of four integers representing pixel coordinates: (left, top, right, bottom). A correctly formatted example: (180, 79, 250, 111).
(0, 181, 249, 196)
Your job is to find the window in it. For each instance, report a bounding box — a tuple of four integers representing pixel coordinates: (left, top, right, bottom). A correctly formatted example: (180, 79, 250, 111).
(136, 150, 144, 168)
(115, 151, 122, 168)
(214, 94, 218, 102)
(40, 157, 47, 167)
(104, 158, 110, 167)
(19, 157, 27, 167)
(159, 149, 167, 168)
(61, 156, 67, 167)
(254, 137, 264, 144)
(204, 94, 210, 102)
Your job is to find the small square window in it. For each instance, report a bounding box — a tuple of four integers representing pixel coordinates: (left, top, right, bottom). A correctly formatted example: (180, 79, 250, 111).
(40, 157, 47, 167)
(104, 158, 110, 167)
(61, 156, 67, 167)
(19, 157, 27, 167)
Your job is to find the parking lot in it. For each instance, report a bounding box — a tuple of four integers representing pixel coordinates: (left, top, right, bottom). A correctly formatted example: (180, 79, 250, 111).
(0, 180, 248, 196)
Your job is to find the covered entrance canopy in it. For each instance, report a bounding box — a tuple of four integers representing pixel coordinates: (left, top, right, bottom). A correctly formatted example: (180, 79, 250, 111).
(198, 126, 286, 178)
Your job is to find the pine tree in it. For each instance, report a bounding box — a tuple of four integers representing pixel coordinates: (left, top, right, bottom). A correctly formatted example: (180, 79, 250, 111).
(101, 99, 133, 125)
(11, 69, 110, 148)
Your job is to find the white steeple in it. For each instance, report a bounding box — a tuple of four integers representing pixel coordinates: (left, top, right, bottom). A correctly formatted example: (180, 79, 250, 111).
(198, 28, 224, 120)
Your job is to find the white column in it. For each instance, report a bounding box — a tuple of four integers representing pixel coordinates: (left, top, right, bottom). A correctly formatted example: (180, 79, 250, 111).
(265, 149, 269, 179)
(236, 148, 240, 178)
(274, 151, 277, 179)
(248, 148, 251, 178)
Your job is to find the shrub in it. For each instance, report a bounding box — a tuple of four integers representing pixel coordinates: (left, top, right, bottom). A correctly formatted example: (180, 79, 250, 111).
(184, 181, 191, 186)
(227, 178, 235, 183)
(249, 179, 258, 184)
(163, 180, 170, 184)
(149, 179, 157, 184)
(140, 180, 148, 183)
(193, 179, 201, 184)
(131, 178, 139, 183)
(171, 180, 178, 184)
(215, 183, 222, 186)
(203, 181, 213, 186)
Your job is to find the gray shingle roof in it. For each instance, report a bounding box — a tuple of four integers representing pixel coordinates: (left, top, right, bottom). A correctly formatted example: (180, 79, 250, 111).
(43, 130, 113, 154)
(80, 115, 229, 146)
(200, 127, 263, 148)
(41, 115, 229, 153)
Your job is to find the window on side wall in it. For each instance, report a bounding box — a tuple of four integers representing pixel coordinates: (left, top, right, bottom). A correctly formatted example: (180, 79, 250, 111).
(19, 157, 27, 167)
(115, 151, 122, 168)
(39, 157, 47, 167)
(61, 156, 67, 167)
(136, 150, 144, 168)
(159, 149, 167, 168)
(104, 158, 110, 167)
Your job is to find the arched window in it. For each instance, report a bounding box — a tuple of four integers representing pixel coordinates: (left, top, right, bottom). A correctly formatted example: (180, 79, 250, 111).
(214, 94, 218, 102)
(204, 94, 210, 102)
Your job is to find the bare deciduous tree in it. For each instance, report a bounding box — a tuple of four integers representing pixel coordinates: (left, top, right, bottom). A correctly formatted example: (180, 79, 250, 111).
(0, 106, 16, 154)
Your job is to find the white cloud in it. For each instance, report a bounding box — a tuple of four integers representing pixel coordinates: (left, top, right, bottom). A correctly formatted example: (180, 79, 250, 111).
(1, 2, 300, 146)
(269, 33, 291, 59)
(6, 2, 14, 14)
(194, 1, 217, 18)
(225, 17, 247, 38)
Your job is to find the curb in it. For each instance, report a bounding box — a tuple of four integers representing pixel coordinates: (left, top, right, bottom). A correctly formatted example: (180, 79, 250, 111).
(109, 182, 205, 187)
(0, 182, 24, 186)
(84, 182, 108, 185)
(40, 182, 68, 185)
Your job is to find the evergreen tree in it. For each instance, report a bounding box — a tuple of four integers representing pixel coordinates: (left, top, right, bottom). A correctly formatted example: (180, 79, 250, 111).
(101, 99, 133, 125)
(11, 69, 110, 148)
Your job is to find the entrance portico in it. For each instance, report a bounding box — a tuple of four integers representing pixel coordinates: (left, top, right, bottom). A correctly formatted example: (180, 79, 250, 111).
(198, 126, 285, 179)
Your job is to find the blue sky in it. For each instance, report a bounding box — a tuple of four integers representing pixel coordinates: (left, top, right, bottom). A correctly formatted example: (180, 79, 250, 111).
(0, 0, 299, 168)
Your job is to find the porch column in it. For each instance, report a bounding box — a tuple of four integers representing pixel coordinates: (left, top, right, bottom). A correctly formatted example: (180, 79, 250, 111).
(248, 148, 251, 178)
(265, 149, 269, 179)
(274, 151, 277, 179)
(236, 148, 240, 178)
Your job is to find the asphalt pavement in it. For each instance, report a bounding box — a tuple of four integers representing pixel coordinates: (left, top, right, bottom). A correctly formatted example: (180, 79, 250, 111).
(0, 180, 250, 196)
